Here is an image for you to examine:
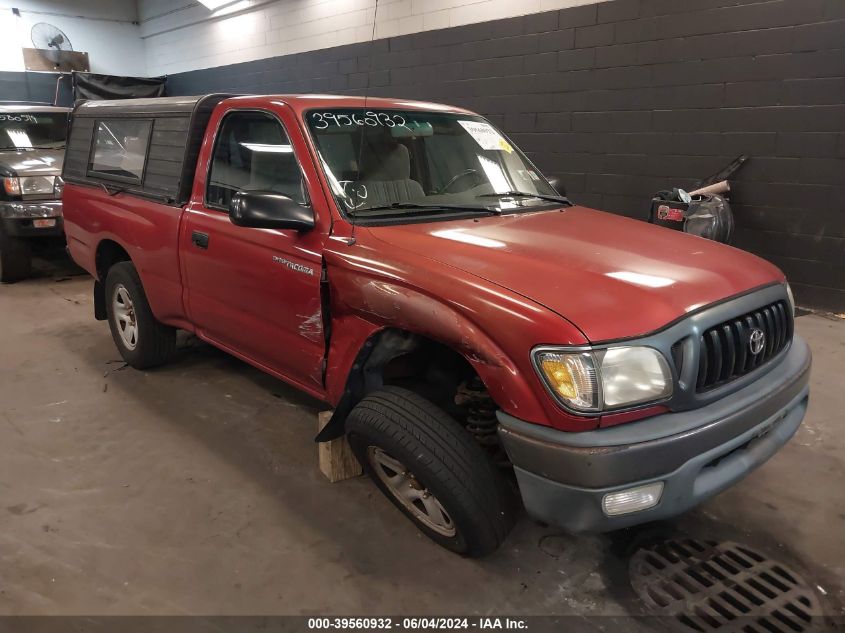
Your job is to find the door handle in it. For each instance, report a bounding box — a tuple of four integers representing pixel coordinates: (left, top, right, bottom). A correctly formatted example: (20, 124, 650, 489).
(191, 231, 209, 249)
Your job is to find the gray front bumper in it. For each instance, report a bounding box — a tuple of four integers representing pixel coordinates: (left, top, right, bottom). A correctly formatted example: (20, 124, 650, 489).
(497, 335, 811, 532)
(0, 201, 64, 238)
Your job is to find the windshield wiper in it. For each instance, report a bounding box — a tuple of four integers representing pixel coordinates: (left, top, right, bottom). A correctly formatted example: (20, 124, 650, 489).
(351, 202, 500, 215)
(477, 191, 571, 205)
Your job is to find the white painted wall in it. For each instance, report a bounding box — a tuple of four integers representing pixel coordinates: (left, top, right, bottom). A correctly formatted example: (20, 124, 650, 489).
(140, 0, 605, 76)
(0, 0, 146, 75)
(0, 0, 606, 78)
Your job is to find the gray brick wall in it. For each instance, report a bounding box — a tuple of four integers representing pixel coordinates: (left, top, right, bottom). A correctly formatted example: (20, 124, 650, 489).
(168, 0, 845, 312)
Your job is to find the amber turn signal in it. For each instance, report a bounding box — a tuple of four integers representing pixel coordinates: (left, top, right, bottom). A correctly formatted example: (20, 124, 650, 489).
(535, 351, 599, 412)
(3, 177, 21, 196)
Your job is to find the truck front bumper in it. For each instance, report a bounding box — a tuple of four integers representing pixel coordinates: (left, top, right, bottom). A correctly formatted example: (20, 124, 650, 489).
(0, 201, 64, 238)
(497, 335, 811, 532)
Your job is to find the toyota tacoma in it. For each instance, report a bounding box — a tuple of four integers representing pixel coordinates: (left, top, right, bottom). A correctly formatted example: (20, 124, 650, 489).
(61, 95, 811, 556)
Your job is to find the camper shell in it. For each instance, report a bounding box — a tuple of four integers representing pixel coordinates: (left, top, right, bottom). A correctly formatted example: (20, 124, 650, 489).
(63, 95, 229, 206)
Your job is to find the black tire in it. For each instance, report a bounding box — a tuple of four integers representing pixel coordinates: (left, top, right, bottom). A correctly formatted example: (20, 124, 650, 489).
(104, 261, 176, 369)
(0, 230, 32, 283)
(346, 386, 516, 557)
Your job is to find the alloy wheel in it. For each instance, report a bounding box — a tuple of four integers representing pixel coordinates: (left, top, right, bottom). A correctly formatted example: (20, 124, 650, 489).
(112, 283, 138, 350)
(367, 446, 456, 537)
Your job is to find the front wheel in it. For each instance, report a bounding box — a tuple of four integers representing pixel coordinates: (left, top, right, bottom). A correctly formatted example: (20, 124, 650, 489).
(346, 386, 516, 557)
(104, 262, 176, 369)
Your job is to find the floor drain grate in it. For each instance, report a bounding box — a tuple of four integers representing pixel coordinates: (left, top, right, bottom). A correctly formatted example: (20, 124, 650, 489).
(629, 539, 822, 632)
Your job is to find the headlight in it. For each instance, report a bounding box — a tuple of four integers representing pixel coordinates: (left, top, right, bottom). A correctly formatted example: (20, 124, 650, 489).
(599, 347, 673, 407)
(21, 175, 56, 195)
(54, 176, 64, 197)
(534, 346, 672, 412)
(2, 176, 56, 196)
(785, 282, 795, 317)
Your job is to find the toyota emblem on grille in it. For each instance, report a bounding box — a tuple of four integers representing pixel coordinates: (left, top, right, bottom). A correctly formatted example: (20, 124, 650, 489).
(749, 328, 766, 355)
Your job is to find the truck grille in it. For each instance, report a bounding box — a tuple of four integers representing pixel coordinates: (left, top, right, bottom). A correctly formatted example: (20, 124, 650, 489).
(695, 300, 792, 392)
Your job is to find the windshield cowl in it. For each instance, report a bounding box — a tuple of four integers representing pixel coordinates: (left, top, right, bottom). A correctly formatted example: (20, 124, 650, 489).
(478, 191, 571, 206)
(351, 201, 499, 216)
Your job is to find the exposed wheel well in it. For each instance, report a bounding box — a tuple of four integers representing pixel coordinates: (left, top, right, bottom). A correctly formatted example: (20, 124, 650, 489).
(93, 240, 131, 320)
(375, 330, 481, 418)
(95, 240, 131, 281)
(322, 329, 506, 462)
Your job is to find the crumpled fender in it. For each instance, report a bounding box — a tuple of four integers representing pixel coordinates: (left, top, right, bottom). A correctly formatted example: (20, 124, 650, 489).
(322, 241, 593, 429)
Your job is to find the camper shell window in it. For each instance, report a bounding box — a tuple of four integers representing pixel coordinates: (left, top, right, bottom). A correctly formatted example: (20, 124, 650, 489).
(88, 119, 153, 184)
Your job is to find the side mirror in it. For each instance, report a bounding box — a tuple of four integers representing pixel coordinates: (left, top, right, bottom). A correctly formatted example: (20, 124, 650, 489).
(229, 191, 315, 231)
(547, 176, 566, 196)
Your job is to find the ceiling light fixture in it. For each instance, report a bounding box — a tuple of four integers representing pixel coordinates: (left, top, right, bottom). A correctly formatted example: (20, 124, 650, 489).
(196, 0, 241, 11)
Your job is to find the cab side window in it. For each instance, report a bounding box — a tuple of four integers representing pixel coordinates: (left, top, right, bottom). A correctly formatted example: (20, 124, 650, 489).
(207, 111, 306, 209)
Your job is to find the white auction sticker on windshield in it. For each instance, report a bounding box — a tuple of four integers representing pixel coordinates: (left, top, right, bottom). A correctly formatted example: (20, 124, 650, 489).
(458, 120, 513, 153)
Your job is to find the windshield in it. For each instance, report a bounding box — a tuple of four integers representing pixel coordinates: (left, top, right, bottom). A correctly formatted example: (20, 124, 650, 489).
(0, 112, 67, 150)
(306, 109, 560, 219)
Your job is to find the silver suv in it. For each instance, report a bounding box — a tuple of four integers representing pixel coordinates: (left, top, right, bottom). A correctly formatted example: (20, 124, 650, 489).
(0, 102, 70, 282)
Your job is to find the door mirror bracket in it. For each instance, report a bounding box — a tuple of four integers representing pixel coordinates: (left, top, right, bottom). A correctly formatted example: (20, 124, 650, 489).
(229, 191, 315, 231)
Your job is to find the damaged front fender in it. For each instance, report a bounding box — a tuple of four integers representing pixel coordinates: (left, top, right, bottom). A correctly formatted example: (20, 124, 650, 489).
(320, 242, 592, 433)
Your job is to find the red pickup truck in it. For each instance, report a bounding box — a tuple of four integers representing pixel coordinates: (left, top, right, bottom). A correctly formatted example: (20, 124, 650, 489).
(62, 95, 811, 556)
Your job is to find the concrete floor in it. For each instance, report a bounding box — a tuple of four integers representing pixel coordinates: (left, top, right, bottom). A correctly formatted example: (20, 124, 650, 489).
(1, 252, 843, 619)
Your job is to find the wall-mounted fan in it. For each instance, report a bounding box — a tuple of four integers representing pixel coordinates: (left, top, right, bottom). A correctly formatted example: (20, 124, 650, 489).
(31, 22, 73, 60)
(25, 22, 89, 72)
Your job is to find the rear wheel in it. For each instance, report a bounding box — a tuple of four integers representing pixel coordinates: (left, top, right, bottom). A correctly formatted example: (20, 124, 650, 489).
(104, 262, 176, 369)
(346, 386, 516, 557)
(0, 230, 32, 283)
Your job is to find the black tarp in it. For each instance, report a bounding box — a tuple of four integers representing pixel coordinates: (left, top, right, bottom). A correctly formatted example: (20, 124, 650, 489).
(72, 72, 166, 101)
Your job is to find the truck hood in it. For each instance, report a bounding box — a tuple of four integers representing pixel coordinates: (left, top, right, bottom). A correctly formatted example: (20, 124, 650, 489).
(0, 148, 64, 176)
(367, 206, 784, 342)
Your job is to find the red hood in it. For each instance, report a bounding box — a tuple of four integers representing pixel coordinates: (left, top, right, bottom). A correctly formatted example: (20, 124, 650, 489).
(366, 206, 784, 342)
